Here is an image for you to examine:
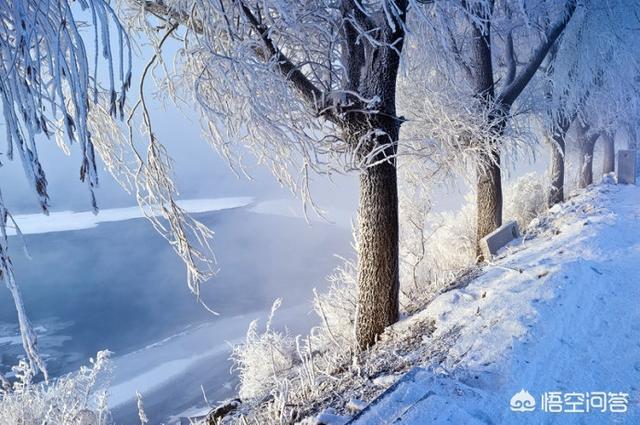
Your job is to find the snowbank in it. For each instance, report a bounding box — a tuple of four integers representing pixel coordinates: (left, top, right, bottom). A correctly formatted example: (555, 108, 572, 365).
(350, 183, 640, 424)
(230, 183, 640, 424)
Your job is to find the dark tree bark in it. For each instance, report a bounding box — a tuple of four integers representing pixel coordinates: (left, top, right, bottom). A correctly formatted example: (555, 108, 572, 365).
(355, 157, 399, 348)
(547, 133, 566, 207)
(476, 151, 502, 259)
(345, 113, 401, 349)
(601, 132, 615, 175)
(342, 111, 401, 352)
(547, 116, 572, 207)
(576, 123, 600, 188)
(341, 1, 407, 349)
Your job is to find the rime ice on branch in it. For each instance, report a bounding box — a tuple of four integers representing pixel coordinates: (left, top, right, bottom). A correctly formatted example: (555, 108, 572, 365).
(0, 0, 131, 379)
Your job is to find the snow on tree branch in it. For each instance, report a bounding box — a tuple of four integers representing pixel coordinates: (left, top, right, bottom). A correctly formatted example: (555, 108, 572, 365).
(543, 0, 640, 137)
(0, 0, 132, 381)
(497, 0, 577, 107)
(1, 0, 225, 378)
(0, 190, 48, 382)
(0, 0, 132, 212)
(86, 25, 218, 309)
(117, 1, 416, 211)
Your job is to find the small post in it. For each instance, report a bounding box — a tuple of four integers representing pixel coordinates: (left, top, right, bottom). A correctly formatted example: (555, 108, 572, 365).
(616, 150, 637, 185)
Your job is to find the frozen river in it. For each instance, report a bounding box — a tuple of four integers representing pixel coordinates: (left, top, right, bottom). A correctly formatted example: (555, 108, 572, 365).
(0, 199, 351, 424)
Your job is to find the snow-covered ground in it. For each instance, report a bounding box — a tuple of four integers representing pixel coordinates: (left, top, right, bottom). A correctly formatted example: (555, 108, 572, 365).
(349, 182, 640, 424)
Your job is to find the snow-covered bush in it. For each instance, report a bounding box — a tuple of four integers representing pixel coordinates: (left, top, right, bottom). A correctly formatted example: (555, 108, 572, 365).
(230, 299, 296, 401)
(0, 351, 112, 425)
(312, 257, 358, 348)
(504, 173, 549, 232)
(229, 257, 359, 422)
(400, 172, 549, 309)
(399, 193, 477, 310)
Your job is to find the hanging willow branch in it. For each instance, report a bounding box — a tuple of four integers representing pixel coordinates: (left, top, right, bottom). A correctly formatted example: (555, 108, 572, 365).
(0, 0, 132, 380)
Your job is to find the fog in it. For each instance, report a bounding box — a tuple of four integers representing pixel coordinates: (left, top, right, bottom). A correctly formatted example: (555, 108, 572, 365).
(0, 34, 363, 422)
(1, 104, 357, 214)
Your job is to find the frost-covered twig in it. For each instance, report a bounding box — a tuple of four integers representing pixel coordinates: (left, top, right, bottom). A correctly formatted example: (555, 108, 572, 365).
(0, 351, 113, 424)
(0, 190, 48, 381)
(0, 0, 131, 212)
(136, 392, 149, 424)
(123, 22, 217, 306)
(0, 0, 131, 380)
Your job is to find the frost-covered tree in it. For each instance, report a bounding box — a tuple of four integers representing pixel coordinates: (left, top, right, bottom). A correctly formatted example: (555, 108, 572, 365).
(122, 0, 419, 349)
(540, 42, 576, 207)
(571, 60, 638, 189)
(462, 0, 575, 257)
(545, 112, 573, 206)
(575, 119, 602, 188)
(541, 0, 640, 199)
(398, 0, 577, 259)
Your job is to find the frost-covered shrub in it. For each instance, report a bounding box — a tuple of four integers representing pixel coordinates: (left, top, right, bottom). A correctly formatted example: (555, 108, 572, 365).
(400, 172, 549, 308)
(0, 351, 112, 425)
(399, 191, 477, 309)
(312, 257, 357, 348)
(231, 299, 296, 400)
(229, 258, 358, 422)
(503, 173, 549, 232)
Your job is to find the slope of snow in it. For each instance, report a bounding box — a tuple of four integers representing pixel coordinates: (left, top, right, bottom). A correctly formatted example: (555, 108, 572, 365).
(7, 197, 253, 236)
(350, 183, 640, 424)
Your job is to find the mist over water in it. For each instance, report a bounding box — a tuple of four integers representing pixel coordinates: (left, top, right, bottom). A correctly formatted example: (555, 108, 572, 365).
(0, 203, 352, 423)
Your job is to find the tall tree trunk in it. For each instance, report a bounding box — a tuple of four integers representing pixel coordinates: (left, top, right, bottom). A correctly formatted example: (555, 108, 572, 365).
(577, 124, 598, 188)
(348, 117, 401, 350)
(547, 133, 565, 207)
(467, 5, 502, 259)
(355, 158, 399, 349)
(476, 150, 502, 259)
(601, 132, 615, 175)
(340, 2, 407, 349)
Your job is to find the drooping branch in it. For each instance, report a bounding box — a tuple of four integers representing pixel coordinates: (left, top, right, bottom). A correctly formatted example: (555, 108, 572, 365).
(0, 0, 132, 382)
